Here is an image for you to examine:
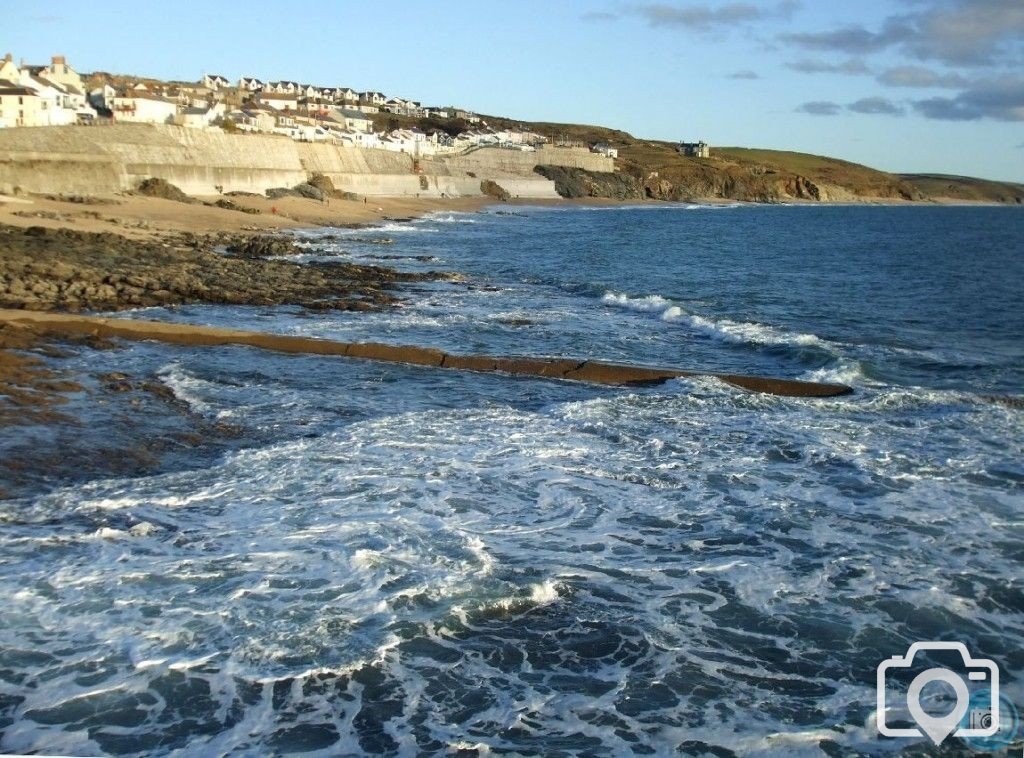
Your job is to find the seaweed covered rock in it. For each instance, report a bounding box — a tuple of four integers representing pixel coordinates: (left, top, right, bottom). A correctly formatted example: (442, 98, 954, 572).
(135, 178, 197, 204)
(480, 180, 511, 201)
(225, 235, 299, 258)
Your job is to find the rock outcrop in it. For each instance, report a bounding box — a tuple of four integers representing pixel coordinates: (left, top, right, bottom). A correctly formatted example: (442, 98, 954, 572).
(480, 179, 511, 201)
(0, 224, 449, 312)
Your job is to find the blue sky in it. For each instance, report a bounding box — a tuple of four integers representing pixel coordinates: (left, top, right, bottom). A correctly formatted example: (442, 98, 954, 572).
(6, 0, 1023, 181)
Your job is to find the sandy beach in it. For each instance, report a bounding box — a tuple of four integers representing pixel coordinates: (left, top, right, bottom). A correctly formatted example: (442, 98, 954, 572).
(0, 191, 492, 239)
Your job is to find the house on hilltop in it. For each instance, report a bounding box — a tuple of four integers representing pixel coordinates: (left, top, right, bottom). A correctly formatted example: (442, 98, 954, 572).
(678, 140, 710, 158)
(238, 77, 264, 91)
(202, 74, 230, 90)
(359, 91, 386, 107)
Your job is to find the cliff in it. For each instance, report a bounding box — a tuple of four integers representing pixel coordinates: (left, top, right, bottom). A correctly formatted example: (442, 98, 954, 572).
(537, 142, 931, 204)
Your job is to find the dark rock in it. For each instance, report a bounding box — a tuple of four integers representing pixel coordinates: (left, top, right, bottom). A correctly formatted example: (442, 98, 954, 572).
(292, 183, 327, 201)
(480, 180, 511, 201)
(135, 178, 196, 204)
(225, 235, 300, 258)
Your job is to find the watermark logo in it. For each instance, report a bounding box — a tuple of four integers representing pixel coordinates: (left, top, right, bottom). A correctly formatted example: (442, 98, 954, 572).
(960, 689, 1020, 753)
(877, 641, 1000, 746)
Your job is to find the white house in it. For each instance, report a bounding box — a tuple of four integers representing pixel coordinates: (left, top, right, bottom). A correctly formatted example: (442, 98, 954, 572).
(678, 141, 710, 158)
(0, 80, 51, 127)
(380, 128, 436, 155)
(111, 91, 178, 124)
(0, 53, 93, 125)
(592, 143, 618, 159)
(228, 108, 276, 133)
(19, 74, 77, 125)
(174, 102, 225, 128)
(238, 77, 264, 91)
(255, 91, 298, 111)
(36, 56, 85, 94)
(328, 127, 379, 149)
(359, 91, 386, 107)
(0, 54, 19, 82)
(327, 107, 374, 133)
(337, 87, 357, 103)
(202, 74, 230, 90)
(384, 98, 413, 116)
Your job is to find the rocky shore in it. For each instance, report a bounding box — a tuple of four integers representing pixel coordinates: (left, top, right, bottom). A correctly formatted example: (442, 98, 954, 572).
(0, 223, 450, 313)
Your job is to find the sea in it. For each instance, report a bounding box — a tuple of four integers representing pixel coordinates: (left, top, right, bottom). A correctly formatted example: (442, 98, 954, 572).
(1, 204, 1022, 756)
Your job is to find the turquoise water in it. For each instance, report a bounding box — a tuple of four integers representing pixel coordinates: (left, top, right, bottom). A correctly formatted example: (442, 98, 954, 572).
(1, 205, 1022, 755)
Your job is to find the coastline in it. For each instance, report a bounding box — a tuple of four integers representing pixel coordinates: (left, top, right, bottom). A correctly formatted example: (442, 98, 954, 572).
(0, 189, 1013, 439)
(1, 189, 1014, 244)
(0, 191, 493, 240)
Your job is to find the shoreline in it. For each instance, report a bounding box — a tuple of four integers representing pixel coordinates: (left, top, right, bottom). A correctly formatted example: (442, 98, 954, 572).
(3, 190, 1014, 245)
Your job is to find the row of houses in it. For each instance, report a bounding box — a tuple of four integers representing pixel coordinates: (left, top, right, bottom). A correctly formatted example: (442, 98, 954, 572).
(204, 73, 481, 122)
(0, 54, 96, 127)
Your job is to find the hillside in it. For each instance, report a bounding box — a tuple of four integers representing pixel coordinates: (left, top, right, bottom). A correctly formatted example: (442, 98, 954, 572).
(535, 141, 925, 204)
(898, 174, 1024, 204)
(480, 115, 1021, 204)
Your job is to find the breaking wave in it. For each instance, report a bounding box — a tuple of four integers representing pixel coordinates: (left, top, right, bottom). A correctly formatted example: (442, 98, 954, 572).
(601, 291, 833, 350)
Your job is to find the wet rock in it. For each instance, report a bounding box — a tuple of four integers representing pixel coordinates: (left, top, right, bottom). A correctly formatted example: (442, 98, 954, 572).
(225, 235, 299, 258)
(0, 223, 449, 313)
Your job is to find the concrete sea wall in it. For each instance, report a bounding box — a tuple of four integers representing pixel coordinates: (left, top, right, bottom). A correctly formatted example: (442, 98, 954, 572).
(0, 124, 611, 198)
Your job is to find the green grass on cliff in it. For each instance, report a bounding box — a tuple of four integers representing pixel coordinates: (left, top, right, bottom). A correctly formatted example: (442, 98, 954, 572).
(897, 174, 1024, 204)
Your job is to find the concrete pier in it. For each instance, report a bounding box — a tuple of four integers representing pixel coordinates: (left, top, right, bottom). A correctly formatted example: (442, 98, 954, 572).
(0, 310, 853, 398)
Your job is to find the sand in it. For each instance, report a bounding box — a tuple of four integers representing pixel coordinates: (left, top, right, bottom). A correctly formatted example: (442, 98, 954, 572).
(0, 192, 492, 240)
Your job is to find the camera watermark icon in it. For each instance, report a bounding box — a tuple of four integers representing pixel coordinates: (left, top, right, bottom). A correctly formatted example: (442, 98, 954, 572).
(877, 641, 999, 746)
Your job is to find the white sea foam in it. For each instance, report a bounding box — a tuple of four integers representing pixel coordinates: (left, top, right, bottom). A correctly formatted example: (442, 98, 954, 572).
(422, 213, 477, 224)
(3, 207, 1020, 756)
(602, 291, 831, 349)
(601, 291, 673, 312)
(373, 222, 440, 233)
(157, 364, 214, 413)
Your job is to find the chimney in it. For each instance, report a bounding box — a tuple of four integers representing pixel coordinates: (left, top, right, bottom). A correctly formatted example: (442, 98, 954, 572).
(2, 53, 11, 63)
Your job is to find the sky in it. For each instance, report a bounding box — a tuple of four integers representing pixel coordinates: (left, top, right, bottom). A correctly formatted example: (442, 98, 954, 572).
(6, 0, 1024, 182)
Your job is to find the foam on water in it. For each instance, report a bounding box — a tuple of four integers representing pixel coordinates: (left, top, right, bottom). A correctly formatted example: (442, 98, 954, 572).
(3, 206, 1022, 755)
(2, 377, 1020, 755)
(602, 290, 833, 350)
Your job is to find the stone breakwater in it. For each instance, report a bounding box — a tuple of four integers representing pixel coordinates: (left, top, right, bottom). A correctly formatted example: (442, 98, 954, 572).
(0, 310, 854, 398)
(0, 124, 610, 198)
(0, 224, 446, 312)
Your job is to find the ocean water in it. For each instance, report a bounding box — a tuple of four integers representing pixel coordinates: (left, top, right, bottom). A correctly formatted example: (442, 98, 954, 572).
(1, 204, 1022, 756)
